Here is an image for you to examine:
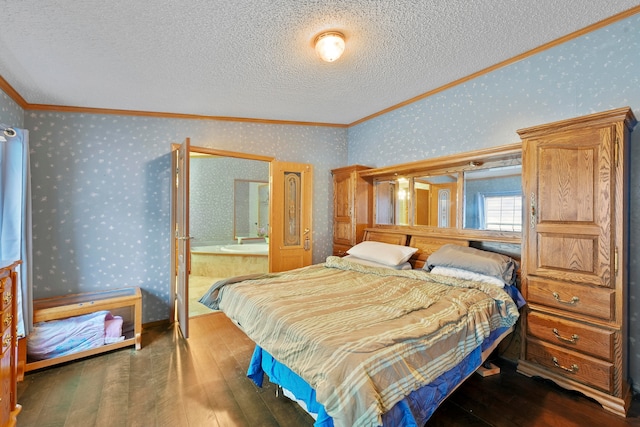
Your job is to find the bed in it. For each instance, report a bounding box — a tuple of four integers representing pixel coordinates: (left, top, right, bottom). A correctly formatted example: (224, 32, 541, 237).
(200, 231, 524, 426)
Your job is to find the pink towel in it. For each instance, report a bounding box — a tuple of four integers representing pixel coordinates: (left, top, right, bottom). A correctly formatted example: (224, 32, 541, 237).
(104, 313, 124, 344)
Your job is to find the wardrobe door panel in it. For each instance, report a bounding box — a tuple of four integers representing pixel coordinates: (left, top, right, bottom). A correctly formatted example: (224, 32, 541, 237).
(525, 126, 613, 288)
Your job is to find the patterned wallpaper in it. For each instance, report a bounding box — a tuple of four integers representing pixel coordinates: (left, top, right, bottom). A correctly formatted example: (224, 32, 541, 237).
(2, 11, 640, 392)
(349, 14, 640, 393)
(0, 90, 23, 127)
(190, 156, 269, 245)
(348, 14, 640, 166)
(0, 110, 348, 323)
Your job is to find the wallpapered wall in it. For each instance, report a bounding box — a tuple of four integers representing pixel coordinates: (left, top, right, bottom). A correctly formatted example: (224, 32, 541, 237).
(2, 11, 640, 392)
(190, 156, 270, 245)
(0, 90, 23, 127)
(0, 104, 348, 323)
(348, 14, 640, 392)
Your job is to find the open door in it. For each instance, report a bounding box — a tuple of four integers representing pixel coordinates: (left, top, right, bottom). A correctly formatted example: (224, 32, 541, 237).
(171, 138, 190, 338)
(269, 161, 313, 272)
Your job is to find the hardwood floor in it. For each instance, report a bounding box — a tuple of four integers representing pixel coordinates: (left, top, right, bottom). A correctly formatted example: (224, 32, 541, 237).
(17, 313, 640, 427)
(188, 275, 220, 317)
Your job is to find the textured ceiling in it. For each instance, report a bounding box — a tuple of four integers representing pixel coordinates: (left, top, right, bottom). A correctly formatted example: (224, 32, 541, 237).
(1, 1, 638, 125)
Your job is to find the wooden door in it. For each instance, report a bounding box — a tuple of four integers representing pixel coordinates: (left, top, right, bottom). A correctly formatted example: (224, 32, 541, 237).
(269, 161, 313, 272)
(332, 170, 353, 247)
(173, 138, 190, 338)
(429, 182, 457, 228)
(523, 126, 614, 288)
(415, 188, 430, 225)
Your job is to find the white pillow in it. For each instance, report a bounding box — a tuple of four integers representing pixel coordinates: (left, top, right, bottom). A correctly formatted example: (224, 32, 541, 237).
(346, 241, 418, 266)
(344, 255, 412, 270)
(430, 266, 507, 288)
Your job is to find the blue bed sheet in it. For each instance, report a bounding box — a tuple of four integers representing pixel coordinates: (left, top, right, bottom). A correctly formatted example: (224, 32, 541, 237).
(248, 326, 511, 427)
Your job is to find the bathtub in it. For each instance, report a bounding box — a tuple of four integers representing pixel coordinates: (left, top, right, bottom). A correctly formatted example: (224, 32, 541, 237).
(190, 243, 268, 277)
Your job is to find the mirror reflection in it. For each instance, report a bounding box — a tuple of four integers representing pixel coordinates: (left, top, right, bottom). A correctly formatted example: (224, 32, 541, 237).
(414, 174, 457, 228)
(374, 179, 396, 225)
(463, 165, 522, 231)
(374, 178, 410, 225)
(234, 180, 269, 239)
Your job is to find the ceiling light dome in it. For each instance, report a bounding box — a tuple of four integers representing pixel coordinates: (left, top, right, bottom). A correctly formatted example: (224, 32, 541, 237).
(314, 32, 345, 63)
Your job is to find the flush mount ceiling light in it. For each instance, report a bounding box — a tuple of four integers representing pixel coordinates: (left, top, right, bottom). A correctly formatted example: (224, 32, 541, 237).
(314, 31, 345, 63)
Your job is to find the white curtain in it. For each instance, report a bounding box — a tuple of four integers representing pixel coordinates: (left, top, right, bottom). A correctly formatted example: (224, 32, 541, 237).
(0, 127, 33, 336)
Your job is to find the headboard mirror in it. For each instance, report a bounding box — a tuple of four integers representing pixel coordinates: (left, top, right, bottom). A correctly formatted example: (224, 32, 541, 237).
(360, 143, 522, 242)
(414, 173, 458, 228)
(463, 164, 522, 231)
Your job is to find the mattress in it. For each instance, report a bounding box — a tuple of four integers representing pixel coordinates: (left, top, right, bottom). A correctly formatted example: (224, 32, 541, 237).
(249, 326, 513, 426)
(210, 256, 521, 426)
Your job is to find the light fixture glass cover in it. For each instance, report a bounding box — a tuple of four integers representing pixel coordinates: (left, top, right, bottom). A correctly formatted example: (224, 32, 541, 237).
(315, 32, 345, 62)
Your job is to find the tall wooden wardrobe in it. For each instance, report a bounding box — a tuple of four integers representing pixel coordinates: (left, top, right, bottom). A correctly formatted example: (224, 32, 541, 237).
(517, 107, 636, 416)
(331, 165, 372, 256)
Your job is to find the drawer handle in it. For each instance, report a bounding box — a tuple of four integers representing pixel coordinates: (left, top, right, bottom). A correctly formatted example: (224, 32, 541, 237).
(3, 292, 11, 304)
(2, 335, 11, 349)
(552, 328, 579, 344)
(552, 357, 579, 373)
(3, 314, 12, 327)
(552, 292, 579, 305)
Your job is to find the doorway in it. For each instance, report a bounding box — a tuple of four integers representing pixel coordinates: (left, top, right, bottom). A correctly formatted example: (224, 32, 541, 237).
(171, 143, 315, 338)
(187, 150, 272, 317)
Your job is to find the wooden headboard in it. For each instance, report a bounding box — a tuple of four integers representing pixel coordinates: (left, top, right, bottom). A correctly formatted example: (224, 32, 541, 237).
(363, 229, 408, 246)
(407, 235, 469, 269)
(363, 229, 469, 269)
(362, 228, 520, 271)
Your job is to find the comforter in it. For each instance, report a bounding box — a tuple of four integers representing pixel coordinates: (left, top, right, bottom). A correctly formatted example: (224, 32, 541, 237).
(209, 256, 520, 427)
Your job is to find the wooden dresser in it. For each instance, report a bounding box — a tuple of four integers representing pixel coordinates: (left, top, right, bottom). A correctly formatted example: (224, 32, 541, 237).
(517, 107, 637, 416)
(331, 165, 372, 256)
(1, 261, 20, 427)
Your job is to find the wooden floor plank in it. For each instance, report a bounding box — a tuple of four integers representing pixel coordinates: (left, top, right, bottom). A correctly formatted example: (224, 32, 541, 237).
(16, 312, 640, 427)
(31, 361, 84, 427)
(62, 354, 108, 427)
(126, 340, 159, 427)
(93, 351, 131, 427)
(15, 368, 61, 426)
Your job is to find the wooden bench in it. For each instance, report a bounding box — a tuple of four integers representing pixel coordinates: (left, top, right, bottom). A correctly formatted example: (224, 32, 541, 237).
(25, 287, 142, 372)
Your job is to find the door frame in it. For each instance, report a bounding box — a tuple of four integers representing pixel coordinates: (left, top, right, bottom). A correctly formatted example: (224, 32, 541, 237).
(170, 143, 273, 335)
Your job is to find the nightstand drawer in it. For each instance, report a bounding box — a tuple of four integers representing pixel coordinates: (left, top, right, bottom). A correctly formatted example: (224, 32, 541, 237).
(527, 311, 614, 360)
(525, 339, 613, 393)
(527, 276, 614, 321)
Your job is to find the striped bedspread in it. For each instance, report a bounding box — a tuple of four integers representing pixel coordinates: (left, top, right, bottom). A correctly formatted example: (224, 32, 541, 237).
(216, 256, 520, 427)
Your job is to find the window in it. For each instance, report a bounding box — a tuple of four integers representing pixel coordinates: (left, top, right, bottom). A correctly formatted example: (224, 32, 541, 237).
(483, 193, 522, 232)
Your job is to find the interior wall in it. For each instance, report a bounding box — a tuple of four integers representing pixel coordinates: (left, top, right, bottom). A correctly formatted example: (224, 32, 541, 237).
(348, 13, 640, 393)
(0, 90, 23, 127)
(190, 156, 269, 245)
(0, 106, 349, 324)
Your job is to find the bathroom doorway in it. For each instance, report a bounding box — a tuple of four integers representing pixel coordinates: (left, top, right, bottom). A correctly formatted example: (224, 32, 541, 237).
(187, 149, 272, 318)
(171, 143, 314, 337)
